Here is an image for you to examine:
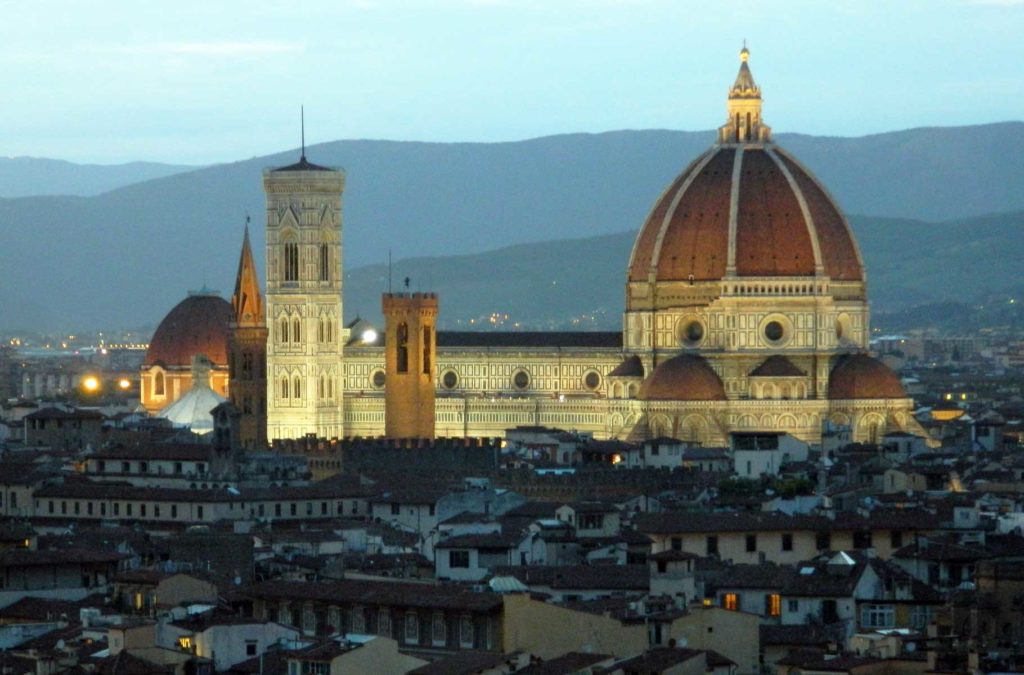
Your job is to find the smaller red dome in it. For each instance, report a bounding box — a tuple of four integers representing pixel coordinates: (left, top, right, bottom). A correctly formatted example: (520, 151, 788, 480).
(144, 293, 232, 368)
(828, 354, 906, 400)
(638, 353, 727, 401)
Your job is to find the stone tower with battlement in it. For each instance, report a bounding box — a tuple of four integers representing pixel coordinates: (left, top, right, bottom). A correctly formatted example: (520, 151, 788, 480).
(263, 155, 345, 441)
(382, 292, 438, 439)
(229, 224, 269, 448)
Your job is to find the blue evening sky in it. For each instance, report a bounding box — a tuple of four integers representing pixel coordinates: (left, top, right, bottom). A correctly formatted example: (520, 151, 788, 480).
(2, 0, 1021, 164)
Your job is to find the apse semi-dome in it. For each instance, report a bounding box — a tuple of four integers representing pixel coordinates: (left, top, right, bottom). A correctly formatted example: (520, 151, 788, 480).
(828, 353, 906, 400)
(144, 291, 232, 368)
(638, 353, 727, 401)
(628, 48, 863, 286)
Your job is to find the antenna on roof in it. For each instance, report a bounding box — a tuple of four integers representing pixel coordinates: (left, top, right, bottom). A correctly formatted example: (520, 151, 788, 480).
(300, 105, 306, 160)
(388, 249, 392, 294)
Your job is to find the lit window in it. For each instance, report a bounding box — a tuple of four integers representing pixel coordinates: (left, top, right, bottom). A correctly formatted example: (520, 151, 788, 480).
(767, 594, 781, 617)
(723, 593, 738, 611)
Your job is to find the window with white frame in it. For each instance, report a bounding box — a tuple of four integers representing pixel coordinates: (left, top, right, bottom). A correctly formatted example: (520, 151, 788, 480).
(302, 605, 316, 635)
(432, 612, 446, 646)
(349, 606, 365, 633)
(459, 615, 474, 648)
(326, 606, 341, 634)
(404, 611, 419, 644)
(861, 603, 894, 628)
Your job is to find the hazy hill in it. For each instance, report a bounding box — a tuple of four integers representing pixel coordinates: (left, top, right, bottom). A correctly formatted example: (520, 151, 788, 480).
(0, 157, 195, 198)
(1, 122, 1023, 331)
(343, 210, 1024, 331)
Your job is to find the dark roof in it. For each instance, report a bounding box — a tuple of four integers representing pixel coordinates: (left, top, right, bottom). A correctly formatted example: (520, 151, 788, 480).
(609, 355, 645, 378)
(437, 331, 621, 349)
(436, 531, 527, 550)
(749, 355, 806, 377)
(271, 156, 336, 172)
(492, 564, 649, 591)
(515, 652, 612, 674)
(407, 650, 509, 675)
(24, 407, 105, 421)
(0, 548, 127, 568)
(611, 647, 705, 674)
(245, 579, 503, 612)
(93, 443, 211, 461)
(634, 509, 940, 535)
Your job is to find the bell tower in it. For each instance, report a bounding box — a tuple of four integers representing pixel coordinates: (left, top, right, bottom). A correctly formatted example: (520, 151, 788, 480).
(263, 144, 345, 442)
(229, 223, 268, 448)
(382, 291, 438, 439)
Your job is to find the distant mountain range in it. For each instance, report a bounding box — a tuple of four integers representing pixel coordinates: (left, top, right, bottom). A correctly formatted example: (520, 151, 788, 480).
(344, 210, 1024, 331)
(0, 157, 195, 198)
(1, 122, 1022, 332)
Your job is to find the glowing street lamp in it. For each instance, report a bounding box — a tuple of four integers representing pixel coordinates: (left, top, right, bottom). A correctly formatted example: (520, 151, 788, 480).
(117, 378, 131, 390)
(81, 375, 100, 393)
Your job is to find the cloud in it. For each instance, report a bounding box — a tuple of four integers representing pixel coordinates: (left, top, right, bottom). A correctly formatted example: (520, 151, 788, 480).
(97, 41, 304, 57)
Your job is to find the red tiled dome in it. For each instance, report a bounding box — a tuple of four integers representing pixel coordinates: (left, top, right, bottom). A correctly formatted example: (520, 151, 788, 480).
(627, 146, 863, 283)
(828, 354, 906, 400)
(144, 293, 232, 368)
(638, 353, 727, 401)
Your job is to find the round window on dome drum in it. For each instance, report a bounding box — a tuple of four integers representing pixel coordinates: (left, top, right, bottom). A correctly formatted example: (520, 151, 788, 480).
(371, 370, 385, 388)
(683, 320, 704, 345)
(584, 371, 601, 390)
(764, 321, 784, 342)
(442, 370, 458, 389)
(513, 371, 530, 390)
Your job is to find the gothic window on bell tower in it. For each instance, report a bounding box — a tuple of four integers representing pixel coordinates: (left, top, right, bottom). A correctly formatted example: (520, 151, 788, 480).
(280, 318, 289, 344)
(284, 242, 299, 282)
(293, 318, 301, 342)
(319, 244, 329, 282)
(293, 376, 302, 399)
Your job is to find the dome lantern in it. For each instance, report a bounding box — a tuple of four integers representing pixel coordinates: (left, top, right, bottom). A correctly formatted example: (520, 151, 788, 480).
(719, 44, 772, 144)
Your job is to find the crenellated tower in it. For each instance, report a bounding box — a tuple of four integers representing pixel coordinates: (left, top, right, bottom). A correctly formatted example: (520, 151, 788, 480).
(263, 151, 345, 441)
(228, 223, 268, 448)
(382, 292, 438, 439)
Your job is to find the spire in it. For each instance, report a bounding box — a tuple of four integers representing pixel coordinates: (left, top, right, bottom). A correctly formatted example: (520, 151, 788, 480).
(718, 44, 772, 144)
(300, 105, 306, 161)
(231, 218, 264, 327)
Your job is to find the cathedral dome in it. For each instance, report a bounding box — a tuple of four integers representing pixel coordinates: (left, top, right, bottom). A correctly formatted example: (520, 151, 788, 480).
(828, 353, 906, 400)
(638, 353, 727, 401)
(627, 49, 863, 285)
(144, 292, 232, 368)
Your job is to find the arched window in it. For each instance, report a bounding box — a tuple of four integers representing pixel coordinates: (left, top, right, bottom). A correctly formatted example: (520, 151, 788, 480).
(284, 242, 299, 282)
(281, 378, 289, 399)
(293, 376, 301, 399)
(327, 377, 334, 398)
(319, 244, 329, 282)
(154, 371, 165, 396)
(293, 318, 301, 342)
(280, 318, 289, 343)
(326, 319, 332, 342)
(318, 375, 325, 398)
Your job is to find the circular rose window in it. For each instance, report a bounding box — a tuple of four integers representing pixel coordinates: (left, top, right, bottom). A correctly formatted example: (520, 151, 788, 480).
(764, 321, 784, 342)
(442, 370, 458, 389)
(513, 371, 530, 390)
